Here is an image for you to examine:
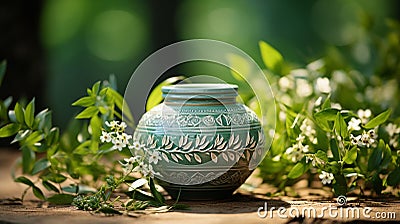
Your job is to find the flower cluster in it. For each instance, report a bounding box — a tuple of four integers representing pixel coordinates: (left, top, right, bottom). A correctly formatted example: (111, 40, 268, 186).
(285, 134, 310, 163)
(350, 130, 377, 148)
(100, 121, 161, 179)
(300, 118, 318, 144)
(385, 123, 400, 148)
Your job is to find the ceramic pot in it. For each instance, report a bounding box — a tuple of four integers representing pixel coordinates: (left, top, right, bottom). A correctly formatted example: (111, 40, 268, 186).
(133, 84, 265, 200)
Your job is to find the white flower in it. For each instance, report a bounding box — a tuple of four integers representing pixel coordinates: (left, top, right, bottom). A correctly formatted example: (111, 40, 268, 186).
(133, 162, 149, 176)
(385, 123, 400, 137)
(112, 138, 125, 151)
(296, 79, 313, 97)
(348, 118, 362, 131)
(129, 141, 142, 150)
(357, 109, 372, 124)
(148, 150, 161, 164)
(146, 165, 161, 178)
(105, 120, 119, 129)
(350, 134, 361, 146)
(278, 76, 294, 92)
(121, 156, 140, 174)
(351, 130, 376, 148)
(389, 136, 399, 148)
(300, 119, 318, 144)
(119, 121, 127, 131)
(296, 134, 305, 142)
(331, 103, 342, 110)
(319, 171, 334, 185)
(100, 131, 112, 143)
(315, 77, 331, 94)
(315, 96, 323, 107)
(305, 156, 317, 167)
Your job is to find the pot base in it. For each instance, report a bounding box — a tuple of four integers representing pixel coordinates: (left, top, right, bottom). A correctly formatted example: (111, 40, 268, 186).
(161, 184, 240, 201)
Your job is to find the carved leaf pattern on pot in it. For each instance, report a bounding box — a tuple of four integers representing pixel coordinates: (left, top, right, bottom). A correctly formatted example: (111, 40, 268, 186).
(221, 153, 229, 162)
(211, 152, 218, 163)
(162, 135, 174, 150)
(195, 135, 208, 150)
(161, 152, 169, 162)
(214, 135, 227, 150)
(194, 154, 202, 163)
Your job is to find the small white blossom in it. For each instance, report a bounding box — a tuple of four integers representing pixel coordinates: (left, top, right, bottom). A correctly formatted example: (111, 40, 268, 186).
(119, 121, 127, 131)
(348, 118, 362, 131)
(314, 96, 323, 107)
(305, 156, 316, 167)
(105, 120, 119, 129)
(148, 150, 161, 164)
(331, 103, 342, 110)
(319, 171, 334, 185)
(278, 76, 294, 92)
(129, 141, 143, 150)
(121, 156, 140, 174)
(385, 123, 400, 137)
(112, 139, 125, 151)
(357, 109, 372, 124)
(100, 131, 112, 143)
(315, 77, 331, 94)
(296, 79, 313, 97)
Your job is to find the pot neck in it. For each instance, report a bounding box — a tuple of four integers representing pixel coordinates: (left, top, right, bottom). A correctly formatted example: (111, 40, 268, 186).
(161, 84, 238, 106)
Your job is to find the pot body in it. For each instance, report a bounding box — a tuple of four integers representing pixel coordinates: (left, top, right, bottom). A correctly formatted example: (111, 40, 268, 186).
(133, 84, 265, 200)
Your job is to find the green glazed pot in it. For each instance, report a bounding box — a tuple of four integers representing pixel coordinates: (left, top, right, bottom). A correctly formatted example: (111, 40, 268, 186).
(133, 84, 265, 200)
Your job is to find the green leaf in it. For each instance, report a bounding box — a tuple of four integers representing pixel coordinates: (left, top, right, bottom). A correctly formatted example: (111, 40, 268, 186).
(259, 41, 283, 74)
(0, 123, 20, 137)
(46, 127, 60, 146)
(72, 96, 95, 107)
(371, 173, 383, 194)
(23, 131, 44, 146)
(14, 176, 34, 187)
(343, 146, 357, 164)
(127, 189, 155, 201)
(288, 162, 308, 179)
(381, 144, 392, 169)
(47, 194, 74, 205)
(35, 109, 52, 133)
(42, 180, 60, 193)
(146, 76, 184, 111)
(32, 186, 46, 200)
(332, 174, 347, 196)
(334, 112, 348, 138)
(22, 146, 35, 174)
(368, 139, 384, 171)
(364, 109, 392, 129)
(14, 102, 25, 124)
(315, 150, 328, 162)
(31, 158, 50, 175)
(75, 106, 98, 119)
(24, 98, 35, 128)
(330, 139, 340, 161)
(43, 173, 67, 183)
(91, 81, 101, 95)
(314, 108, 339, 132)
(0, 60, 6, 86)
(107, 88, 134, 124)
(61, 184, 96, 194)
(89, 116, 101, 151)
(130, 178, 147, 190)
(387, 167, 400, 186)
(149, 178, 165, 204)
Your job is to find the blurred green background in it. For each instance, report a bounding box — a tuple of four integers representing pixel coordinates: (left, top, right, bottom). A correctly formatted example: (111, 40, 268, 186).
(0, 0, 399, 128)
